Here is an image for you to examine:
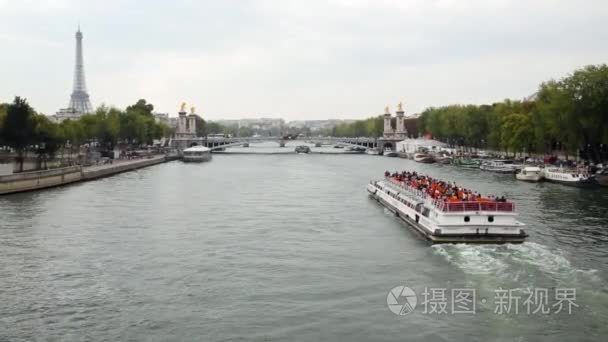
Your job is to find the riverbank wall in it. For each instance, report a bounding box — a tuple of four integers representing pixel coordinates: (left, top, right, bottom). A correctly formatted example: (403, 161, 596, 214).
(81, 155, 166, 181)
(0, 166, 82, 195)
(0, 155, 170, 195)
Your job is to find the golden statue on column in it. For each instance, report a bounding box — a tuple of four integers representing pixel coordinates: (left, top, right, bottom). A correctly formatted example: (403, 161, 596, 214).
(397, 101, 403, 112)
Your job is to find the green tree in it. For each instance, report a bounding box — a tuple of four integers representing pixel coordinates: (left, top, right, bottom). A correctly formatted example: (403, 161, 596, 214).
(0, 103, 8, 147)
(93, 106, 121, 150)
(60, 119, 85, 161)
(126, 99, 154, 116)
(500, 113, 533, 155)
(33, 115, 63, 169)
(2, 97, 37, 172)
(561, 65, 608, 160)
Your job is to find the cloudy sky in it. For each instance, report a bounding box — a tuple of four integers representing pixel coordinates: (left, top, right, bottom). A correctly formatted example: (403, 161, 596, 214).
(1, 0, 607, 120)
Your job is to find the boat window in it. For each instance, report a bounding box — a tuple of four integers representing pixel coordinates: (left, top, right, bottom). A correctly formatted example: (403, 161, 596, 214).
(422, 207, 430, 217)
(464, 216, 470, 222)
(488, 216, 494, 222)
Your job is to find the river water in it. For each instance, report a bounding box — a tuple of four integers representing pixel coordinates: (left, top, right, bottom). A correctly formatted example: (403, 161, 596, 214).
(1, 142, 607, 341)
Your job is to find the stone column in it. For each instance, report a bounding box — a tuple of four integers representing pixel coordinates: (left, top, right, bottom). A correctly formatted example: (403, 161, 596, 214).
(383, 106, 393, 138)
(188, 115, 197, 135)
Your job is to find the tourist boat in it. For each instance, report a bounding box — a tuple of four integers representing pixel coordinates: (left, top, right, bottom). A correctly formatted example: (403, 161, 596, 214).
(413, 152, 435, 163)
(182, 146, 212, 162)
(366, 148, 381, 155)
(480, 160, 521, 174)
(383, 148, 398, 157)
(452, 157, 481, 169)
(367, 174, 527, 243)
(295, 145, 311, 154)
(543, 167, 595, 186)
(515, 166, 543, 182)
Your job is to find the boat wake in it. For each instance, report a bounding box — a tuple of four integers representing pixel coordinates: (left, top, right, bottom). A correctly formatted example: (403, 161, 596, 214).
(431, 242, 601, 284)
(431, 244, 509, 275)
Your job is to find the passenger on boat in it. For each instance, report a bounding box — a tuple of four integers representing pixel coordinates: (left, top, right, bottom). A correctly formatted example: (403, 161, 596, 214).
(384, 171, 507, 204)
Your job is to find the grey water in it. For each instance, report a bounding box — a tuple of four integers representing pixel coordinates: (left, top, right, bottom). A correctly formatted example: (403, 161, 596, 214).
(1, 142, 607, 341)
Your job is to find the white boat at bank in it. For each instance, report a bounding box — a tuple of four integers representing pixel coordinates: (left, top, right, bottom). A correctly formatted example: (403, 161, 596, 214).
(366, 148, 381, 155)
(515, 166, 543, 182)
(182, 146, 212, 162)
(543, 167, 595, 186)
(367, 176, 527, 243)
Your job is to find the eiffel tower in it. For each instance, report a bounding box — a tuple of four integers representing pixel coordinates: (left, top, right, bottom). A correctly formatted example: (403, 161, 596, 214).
(68, 26, 93, 114)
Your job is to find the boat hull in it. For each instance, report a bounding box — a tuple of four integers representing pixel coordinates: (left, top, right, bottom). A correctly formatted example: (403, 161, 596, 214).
(183, 154, 211, 162)
(515, 174, 543, 182)
(415, 158, 435, 163)
(480, 166, 517, 173)
(544, 169, 596, 187)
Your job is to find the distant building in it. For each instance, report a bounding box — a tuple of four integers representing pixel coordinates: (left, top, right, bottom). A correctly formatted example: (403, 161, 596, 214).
(287, 119, 354, 131)
(169, 117, 178, 129)
(50, 107, 82, 123)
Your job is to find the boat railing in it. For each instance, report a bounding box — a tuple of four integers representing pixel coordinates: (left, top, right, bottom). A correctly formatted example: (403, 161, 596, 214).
(432, 199, 515, 212)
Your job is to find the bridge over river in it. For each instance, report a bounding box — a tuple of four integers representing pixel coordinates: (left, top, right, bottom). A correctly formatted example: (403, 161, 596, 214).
(171, 136, 401, 151)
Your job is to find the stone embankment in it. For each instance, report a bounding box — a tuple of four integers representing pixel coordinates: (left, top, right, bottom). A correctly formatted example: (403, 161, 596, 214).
(0, 155, 168, 195)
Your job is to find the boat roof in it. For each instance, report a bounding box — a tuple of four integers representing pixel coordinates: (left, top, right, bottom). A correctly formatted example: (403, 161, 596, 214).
(184, 145, 211, 152)
(522, 166, 541, 171)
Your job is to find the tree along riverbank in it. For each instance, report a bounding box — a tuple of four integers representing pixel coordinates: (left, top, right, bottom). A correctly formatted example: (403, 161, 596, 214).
(328, 64, 608, 162)
(0, 98, 170, 173)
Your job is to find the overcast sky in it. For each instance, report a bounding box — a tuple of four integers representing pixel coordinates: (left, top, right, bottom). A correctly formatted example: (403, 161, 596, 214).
(1, 0, 607, 120)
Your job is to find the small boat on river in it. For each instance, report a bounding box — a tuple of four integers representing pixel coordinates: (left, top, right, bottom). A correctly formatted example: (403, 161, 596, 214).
(383, 148, 398, 157)
(515, 166, 544, 182)
(433, 153, 452, 164)
(366, 148, 381, 155)
(414, 152, 435, 163)
(295, 145, 311, 154)
(182, 146, 212, 162)
(480, 160, 521, 174)
(452, 157, 481, 169)
(367, 171, 527, 243)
